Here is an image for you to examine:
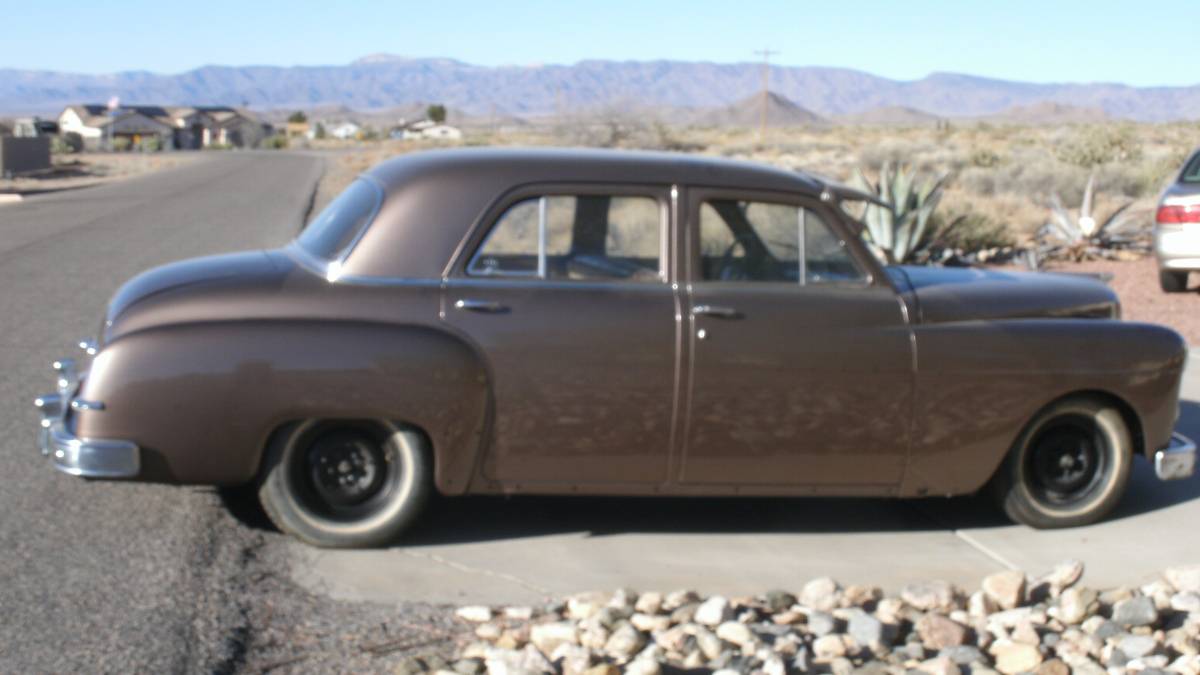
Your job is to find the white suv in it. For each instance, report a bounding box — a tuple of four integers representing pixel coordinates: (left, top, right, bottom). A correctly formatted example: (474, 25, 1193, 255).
(1156, 148, 1200, 292)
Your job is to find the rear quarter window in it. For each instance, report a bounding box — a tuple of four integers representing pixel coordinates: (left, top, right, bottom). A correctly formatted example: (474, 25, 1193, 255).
(296, 178, 383, 260)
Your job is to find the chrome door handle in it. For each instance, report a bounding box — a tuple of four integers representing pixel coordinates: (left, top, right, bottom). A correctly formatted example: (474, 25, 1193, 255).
(454, 299, 509, 313)
(692, 304, 741, 319)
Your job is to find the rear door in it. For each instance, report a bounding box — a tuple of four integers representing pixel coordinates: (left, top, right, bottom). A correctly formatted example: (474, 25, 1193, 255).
(442, 184, 681, 486)
(681, 187, 914, 488)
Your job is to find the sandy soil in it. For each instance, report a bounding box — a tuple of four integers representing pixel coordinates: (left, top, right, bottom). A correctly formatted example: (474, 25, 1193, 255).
(1044, 255, 1200, 345)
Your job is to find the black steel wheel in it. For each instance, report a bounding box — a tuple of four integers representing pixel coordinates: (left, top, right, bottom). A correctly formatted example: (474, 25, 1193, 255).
(257, 420, 432, 547)
(991, 396, 1133, 529)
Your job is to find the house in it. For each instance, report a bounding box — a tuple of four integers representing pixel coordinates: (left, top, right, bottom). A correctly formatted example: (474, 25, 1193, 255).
(397, 119, 463, 140)
(316, 121, 361, 140)
(285, 121, 310, 139)
(57, 104, 270, 150)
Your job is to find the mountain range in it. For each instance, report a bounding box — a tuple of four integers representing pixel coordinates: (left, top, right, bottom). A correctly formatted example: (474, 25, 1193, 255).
(1, 55, 1197, 122)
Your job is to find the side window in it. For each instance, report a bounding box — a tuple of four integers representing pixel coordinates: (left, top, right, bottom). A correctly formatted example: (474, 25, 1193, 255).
(468, 195, 663, 281)
(699, 199, 865, 284)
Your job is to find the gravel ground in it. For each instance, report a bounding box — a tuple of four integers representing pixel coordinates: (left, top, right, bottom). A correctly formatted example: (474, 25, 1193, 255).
(447, 562, 1200, 675)
(1041, 256, 1200, 345)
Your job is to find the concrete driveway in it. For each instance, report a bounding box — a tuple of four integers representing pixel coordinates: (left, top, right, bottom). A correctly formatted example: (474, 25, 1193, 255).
(294, 362, 1200, 606)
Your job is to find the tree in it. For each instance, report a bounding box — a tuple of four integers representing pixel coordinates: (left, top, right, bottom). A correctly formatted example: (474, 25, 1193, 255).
(287, 110, 308, 124)
(426, 104, 447, 124)
(314, 122, 327, 140)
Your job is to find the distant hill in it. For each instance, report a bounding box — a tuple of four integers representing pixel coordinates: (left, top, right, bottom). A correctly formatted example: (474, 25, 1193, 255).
(696, 92, 825, 127)
(982, 101, 1110, 125)
(1, 57, 1198, 122)
(836, 106, 943, 126)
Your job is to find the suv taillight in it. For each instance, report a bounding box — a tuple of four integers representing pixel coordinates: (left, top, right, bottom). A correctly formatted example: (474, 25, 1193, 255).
(1157, 204, 1200, 224)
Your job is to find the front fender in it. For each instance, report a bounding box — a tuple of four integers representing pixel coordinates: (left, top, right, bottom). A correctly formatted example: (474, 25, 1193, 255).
(901, 319, 1186, 497)
(75, 320, 489, 492)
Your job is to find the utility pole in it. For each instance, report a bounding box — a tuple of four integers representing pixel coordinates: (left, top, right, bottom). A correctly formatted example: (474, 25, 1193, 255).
(753, 49, 778, 137)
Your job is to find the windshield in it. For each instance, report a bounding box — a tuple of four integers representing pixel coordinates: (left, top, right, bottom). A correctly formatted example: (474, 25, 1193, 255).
(1182, 152, 1200, 184)
(295, 178, 383, 261)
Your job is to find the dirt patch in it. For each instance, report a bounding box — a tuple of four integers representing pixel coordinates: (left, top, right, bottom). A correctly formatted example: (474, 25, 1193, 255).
(0, 151, 202, 195)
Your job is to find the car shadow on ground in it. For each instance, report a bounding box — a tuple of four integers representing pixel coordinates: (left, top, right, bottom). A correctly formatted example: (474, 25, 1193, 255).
(215, 400, 1200, 545)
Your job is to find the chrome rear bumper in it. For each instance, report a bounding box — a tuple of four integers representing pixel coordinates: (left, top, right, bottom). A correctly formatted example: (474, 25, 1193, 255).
(34, 354, 139, 479)
(1155, 432, 1196, 481)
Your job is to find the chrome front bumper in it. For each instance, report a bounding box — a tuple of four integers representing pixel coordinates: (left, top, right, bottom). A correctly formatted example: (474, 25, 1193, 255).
(34, 355, 139, 478)
(1155, 432, 1196, 481)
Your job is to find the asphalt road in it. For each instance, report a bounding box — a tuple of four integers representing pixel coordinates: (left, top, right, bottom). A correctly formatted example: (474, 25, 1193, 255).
(0, 153, 324, 672)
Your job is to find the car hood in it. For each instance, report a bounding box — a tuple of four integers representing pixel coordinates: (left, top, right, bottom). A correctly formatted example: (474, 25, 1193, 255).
(887, 265, 1119, 324)
(105, 250, 289, 339)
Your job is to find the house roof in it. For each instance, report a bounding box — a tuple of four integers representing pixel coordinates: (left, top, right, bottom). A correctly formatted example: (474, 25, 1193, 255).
(62, 104, 264, 130)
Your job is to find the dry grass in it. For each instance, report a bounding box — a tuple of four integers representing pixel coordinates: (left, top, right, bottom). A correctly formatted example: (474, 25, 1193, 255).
(0, 151, 200, 194)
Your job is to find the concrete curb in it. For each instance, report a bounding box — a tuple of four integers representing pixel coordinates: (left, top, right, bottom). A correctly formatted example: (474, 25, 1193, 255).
(0, 194, 24, 205)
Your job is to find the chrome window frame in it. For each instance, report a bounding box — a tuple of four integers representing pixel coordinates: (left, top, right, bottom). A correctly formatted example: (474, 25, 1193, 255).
(463, 191, 669, 283)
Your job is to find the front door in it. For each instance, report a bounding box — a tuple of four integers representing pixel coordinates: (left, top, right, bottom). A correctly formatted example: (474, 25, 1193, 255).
(681, 188, 914, 487)
(443, 185, 679, 486)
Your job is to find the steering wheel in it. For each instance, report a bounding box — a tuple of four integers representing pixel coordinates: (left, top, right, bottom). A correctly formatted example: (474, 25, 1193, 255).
(716, 237, 750, 281)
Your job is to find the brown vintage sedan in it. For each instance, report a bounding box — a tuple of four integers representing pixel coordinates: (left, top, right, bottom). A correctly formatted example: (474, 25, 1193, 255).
(35, 148, 1196, 547)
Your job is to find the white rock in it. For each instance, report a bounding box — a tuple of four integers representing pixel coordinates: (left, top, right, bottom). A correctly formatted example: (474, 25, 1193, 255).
(694, 596, 733, 626)
(603, 623, 646, 661)
(983, 571, 1027, 610)
(630, 613, 671, 633)
(567, 592, 610, 620)
(1167, 566, 1200, 594)
(634, 591, 664, 615)
(1042, 560, 1085, 595)
(550, 643, 592, 675)
(529, 621, 579, 654)
(801, 577, 841, 612)
(812, 634, 847, 660)
(504, 606, 534, 621)
(1173, 592, 1200, 613)
(457, 606, 494, 623)
(715, 621, 755, 648)
(990, 641, 1043, 674)
(902, 580, 960, 612)
(624, 658, 660, 675)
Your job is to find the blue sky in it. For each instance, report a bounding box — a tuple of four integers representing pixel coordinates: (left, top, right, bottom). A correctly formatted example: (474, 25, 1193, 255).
(2, 0, 1195, 86)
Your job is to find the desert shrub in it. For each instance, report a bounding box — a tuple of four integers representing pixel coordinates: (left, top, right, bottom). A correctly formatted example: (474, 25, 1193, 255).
(205, 142, 233, 151)
(259, 134, 289, 149)
(139, 136, 161, 152)
(968, 147, 1001, 168)
(50, 135, 77, 154)
(1054, 124, 1142, 167)
(933, 209, 1015, 251)
(111, 137, 131, 152)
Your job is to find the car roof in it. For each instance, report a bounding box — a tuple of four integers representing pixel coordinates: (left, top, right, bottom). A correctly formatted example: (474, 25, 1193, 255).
(364, 146, 826, 196)
(343, 147, 832, 280)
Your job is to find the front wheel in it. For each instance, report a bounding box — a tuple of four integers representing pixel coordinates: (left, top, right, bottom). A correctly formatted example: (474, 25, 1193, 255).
(1160, 269, 1188, 293)
(990, 397, 1133, 529)
(257, 420, 431, 547)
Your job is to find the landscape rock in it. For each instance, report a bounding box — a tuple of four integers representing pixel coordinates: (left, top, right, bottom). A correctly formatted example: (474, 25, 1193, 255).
(1112, 596, 1158, 627)
(634, 591, 663, 615)
(530, 622, 579, 654)
(1118, 634, 1159, 659)
(763, 590, 797, 613)
(715, 621, 755, 648)
(918, 655, 961, 675)
(567, 593, 610, 621)
(1034, 658, 1070, 675)
(1166, 566, 1200, 594)
(1041, 560, 1085, 596)
(457, 606, 494, 623)
(847, 609, 885, 649)
(917, 613, 968, 650)
(694, 596, 732, 626)
(903, 581, 960, 613)
(550, 643, 592, 675)
(991, 641, 1043, 674)
(603, 623, 646, 661)
(801, 577, 841, 611)
(939, 645, 986, 665)
(983, 571, 1027, 610)
(812, 634, 847, 660)
(1053, 586, 1097, 625)
(1173, 592, 1200, 613)
(806, 610, 837, 637)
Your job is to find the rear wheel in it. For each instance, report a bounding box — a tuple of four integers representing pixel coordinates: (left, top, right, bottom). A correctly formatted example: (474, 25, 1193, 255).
(991, 397, 1133, 529)
(1160, 269, 1188, 293)
(257, 420, 431, 547)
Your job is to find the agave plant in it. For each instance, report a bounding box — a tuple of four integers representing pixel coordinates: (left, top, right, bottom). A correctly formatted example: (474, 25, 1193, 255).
(1033, 172, 1147, 264)
(847, 162, 956, 264)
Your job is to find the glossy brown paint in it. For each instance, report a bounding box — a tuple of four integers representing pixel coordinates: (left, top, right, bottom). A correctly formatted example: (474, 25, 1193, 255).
(72, 148, 1187, 500)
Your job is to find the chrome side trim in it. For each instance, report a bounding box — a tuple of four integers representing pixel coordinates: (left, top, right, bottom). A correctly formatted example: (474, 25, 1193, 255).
(1155, 432, 1196, 481)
